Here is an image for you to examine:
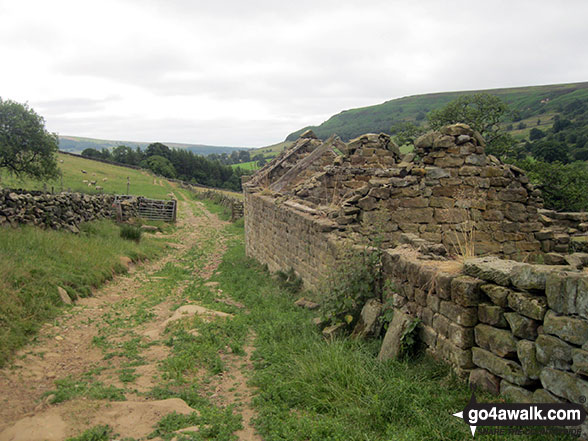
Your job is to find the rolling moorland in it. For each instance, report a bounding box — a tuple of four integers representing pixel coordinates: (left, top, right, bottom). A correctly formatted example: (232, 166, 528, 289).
(59, 135, 247, 156)
(286, 81, 588, 142)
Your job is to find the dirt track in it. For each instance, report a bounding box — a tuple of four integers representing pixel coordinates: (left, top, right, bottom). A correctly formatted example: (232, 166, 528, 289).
(0, 199, 262, 440)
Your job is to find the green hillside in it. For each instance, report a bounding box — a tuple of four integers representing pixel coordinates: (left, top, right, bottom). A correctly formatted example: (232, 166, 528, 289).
(59, 135, 247, 156)
(286, 82, 588, 141)
(0, 152, 178, 199)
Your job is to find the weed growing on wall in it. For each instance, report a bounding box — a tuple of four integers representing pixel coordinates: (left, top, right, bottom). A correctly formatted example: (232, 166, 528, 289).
(321, 245, 382, 327)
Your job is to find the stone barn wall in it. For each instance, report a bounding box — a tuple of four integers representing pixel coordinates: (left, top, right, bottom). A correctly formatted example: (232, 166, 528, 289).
(243, 125, 588, 433)
(244, 191, 339, 289)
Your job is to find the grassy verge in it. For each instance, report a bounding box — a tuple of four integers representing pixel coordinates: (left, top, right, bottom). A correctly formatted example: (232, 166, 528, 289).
(0, 219, 168, 366)
(205, 222, 565, 441)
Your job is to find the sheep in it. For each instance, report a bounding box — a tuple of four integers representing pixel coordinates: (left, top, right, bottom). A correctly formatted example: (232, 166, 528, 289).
(83, 180, 88, 183)
(102, 177, 108, 182)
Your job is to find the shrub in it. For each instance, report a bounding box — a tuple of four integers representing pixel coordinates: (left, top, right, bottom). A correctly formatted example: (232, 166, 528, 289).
(321, 245, 381, 327)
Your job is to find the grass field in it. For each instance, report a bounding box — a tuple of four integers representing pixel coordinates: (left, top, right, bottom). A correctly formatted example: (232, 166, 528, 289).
(0, 220, 171, 366)
(249, 140, 293, 159)
(0, 153, 177, 199)
(231, 161, 261, 171)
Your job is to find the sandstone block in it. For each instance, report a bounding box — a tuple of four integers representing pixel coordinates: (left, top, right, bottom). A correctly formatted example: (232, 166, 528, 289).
(440, 301, 478, 326)
(472, 347, 532, 386)
(451, 275, 482, 307)
(536, 334, 573, 370)
(572, 348, 588, 376)
(517, 340, 541, 380)
(504, 312, 539, 339)
(500, 380, 533, 403)
(543, 310, 588, 346)
(507, 291, 547, 321)
(478, 303, 508, 328)
(464, 257, 521, 286)
(378, 310, 414, 361)
(436, 334, 473, 368)
(475, 324, 517, 357)
(480, 284, 510, 307)
(469, 368, 501, 395)
(540, 367, 588, 404)
(351, 299, 383, 339)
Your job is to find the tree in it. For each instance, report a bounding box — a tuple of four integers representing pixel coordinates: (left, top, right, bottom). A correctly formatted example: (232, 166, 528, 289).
(427, 93, 514, 157)
(529, 128, 545, 141)
(0, 98, 59, 180)
(141, 155, 176, 178)
(390, 121, 426, 146)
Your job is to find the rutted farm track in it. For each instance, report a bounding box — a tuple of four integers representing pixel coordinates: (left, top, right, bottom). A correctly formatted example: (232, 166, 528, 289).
(0, 199, 262, 441)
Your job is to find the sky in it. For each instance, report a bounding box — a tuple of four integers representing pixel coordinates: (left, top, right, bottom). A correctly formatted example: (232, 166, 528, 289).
(1, 0, 587, 148)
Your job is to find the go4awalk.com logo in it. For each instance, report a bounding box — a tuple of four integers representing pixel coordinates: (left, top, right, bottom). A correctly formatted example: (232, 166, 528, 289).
(453, 391, 586, 437)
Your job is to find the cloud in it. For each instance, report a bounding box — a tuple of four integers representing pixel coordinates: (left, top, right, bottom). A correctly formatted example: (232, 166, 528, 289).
(0, 0, 587, 146)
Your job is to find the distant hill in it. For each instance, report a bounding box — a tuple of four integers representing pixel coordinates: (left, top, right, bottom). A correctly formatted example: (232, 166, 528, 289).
(58, 135, 247, 156)
(286, 81, 588, 141)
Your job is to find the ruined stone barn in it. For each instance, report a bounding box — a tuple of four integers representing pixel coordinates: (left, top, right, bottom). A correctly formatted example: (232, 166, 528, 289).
(243, 125, 588, 427)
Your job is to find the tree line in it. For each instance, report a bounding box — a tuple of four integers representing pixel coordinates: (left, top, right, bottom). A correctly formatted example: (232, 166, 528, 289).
(81, 142, 246, 191)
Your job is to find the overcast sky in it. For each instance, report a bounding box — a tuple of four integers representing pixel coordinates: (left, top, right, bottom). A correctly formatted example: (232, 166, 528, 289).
(1, 0, 587, 147)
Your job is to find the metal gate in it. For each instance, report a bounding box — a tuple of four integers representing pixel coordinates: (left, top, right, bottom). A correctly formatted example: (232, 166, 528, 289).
(113, 195, 177, 222)
(137, 197, 177, 222)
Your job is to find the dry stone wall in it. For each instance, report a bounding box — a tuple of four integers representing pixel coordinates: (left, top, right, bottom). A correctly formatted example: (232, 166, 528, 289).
(0, 189, 116, 232)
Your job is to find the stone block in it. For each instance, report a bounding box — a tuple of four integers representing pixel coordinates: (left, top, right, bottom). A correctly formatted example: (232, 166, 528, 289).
(378, 310, 414, 361)
(472, 347, 532, 386)
(572, 348, 588, 376)
(434, 155, 465, 168)
(540, 367, 588, 404)
(451, 275, 482, 307)
(543, 310, 588, 346)
(535, 334, 573, 370)
(429, 196, 454, 208)
(480, 284, 510, 307)
(507, 291, 547, 321)
(532, 388, 563, 403)
(500, 380, 533, 403)
(474, 324, 517, 357)
(510, 264, 552, 291)
(434, 208, 468, 224)
(504, 312, 539, 339)
(357, 196, 378, 211)
(351, 299, 383, 339)
(463, 257, 521, 286)
(478, 303, 507, 328)
(418, 324, 437, 348)
(545, 271, 576, 314)
(469, 368, 501, 395)
(439, 301, 478, 326)
(436, 335, 473, 368)
(517, 340, 541, 380)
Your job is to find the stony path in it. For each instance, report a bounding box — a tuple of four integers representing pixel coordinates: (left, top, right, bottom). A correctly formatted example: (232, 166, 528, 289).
(0, 198, 262, 441)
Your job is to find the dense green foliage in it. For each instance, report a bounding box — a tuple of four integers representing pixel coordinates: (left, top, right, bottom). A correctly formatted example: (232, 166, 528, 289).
(81, 141, 246, 191)
(515, 159, 588, 211)
(427, 93, 516, 157)
(0, 98, 60, 180)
